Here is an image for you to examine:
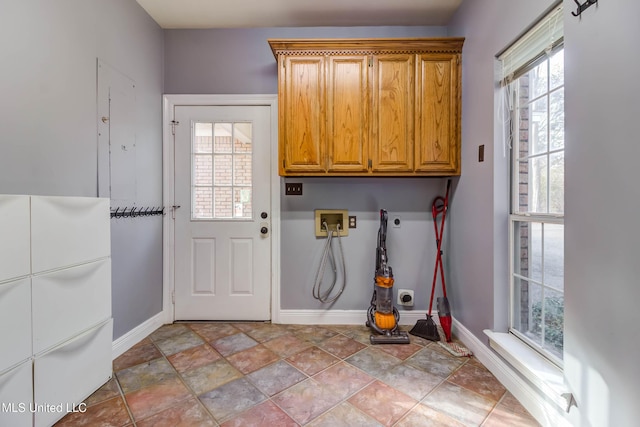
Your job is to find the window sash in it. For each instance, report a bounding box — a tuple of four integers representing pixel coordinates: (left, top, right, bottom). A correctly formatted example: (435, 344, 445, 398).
(510, 51, 565, 217)
(509, 215, 564, 368)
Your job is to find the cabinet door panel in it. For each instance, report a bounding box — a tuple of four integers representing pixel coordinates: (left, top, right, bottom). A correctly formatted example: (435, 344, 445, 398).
(34, 319, 112, 427)
(31, 196, 110, 273)
(0, 279, 31, 371)
(371, 54, 414, 172)
(327, 56, 369, 172)
(280, 56, 325, 174)
(415, 54, 460, 174)
(0, 195, 30, 282)
(0, 360, 32, 427)
(32, 259, 111, 354)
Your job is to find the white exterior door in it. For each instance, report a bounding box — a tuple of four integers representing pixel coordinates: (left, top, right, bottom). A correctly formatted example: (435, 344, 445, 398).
(174, 105, 271, 320)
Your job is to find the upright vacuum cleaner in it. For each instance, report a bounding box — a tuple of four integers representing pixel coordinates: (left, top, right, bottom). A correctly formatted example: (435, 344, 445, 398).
(366, 210, 410, 344)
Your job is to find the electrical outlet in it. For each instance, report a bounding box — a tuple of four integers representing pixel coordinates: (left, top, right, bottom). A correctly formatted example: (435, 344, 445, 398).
(285, 183, 303, 195)
(398, 289, 414, 306)
(349, 216, 356, 228)
(392, 216, 401, 228)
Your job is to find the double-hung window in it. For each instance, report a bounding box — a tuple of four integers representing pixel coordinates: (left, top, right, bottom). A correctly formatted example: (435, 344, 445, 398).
(500, 4, 564, 366)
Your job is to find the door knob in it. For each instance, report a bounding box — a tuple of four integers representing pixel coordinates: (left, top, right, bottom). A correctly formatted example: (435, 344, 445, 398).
(260, 226, 269, 235)
(261, 212, 268, 219)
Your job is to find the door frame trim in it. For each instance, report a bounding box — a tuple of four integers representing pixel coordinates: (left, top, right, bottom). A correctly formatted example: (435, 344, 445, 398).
(162, 94, 280, 324)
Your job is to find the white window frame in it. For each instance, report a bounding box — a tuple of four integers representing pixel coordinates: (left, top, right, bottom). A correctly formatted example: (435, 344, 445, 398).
(501, 3, 565, 368)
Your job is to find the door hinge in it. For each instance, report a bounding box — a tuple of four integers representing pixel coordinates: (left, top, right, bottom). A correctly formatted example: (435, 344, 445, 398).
(170, 120, 179, 136)
(368, 159, 372, 168)
(456, 55, 460, 65)
(171, 205, 181, 219)
(368, 56, 373, 68)
(171, 291, 175, 304)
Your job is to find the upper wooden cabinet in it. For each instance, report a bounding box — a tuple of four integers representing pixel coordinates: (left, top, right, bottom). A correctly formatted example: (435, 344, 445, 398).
(269, 38, 464, 176)
(280, 55, 325, 173)
(327, 55, 369, 173)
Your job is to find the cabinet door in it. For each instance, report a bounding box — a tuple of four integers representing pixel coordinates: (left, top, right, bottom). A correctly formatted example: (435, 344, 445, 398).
(0, 195, 30, 283)
(415, 54, 461, 175)
(34, 319, 112, 427)
(371, 54, 414, 172)
(327, 56, 369, 172)
(0, 279, 31, 371)
(31, 196, 110, 273)
(0, 361, 32, 427)
(32, 259, 111, 354)
(280, 55, 325, 174)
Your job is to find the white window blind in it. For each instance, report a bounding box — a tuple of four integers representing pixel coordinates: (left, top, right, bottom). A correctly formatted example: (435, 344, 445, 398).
(499, 3, 563, 85)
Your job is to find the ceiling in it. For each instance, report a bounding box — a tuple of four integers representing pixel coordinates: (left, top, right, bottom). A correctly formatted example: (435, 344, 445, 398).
(136, 0, 463, 29)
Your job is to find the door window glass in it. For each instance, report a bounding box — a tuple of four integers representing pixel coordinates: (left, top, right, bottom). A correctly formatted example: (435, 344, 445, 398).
(192, 122, 252, 219)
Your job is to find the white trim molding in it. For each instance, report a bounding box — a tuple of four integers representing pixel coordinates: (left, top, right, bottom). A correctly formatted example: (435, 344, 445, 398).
(277, 309, 432, 326)
(484, 330, 569, 409)
(112, 312, 165, 359)
(451, 320, 575, 427)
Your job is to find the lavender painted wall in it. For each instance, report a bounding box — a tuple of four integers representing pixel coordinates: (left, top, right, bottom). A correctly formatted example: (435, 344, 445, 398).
(447, 0, 555, 340)
(164, 26, 446, 94)
(450, 0, 640, 424)
(164, 26, 456, 313)
(563, 1, 640, 425)
(0, 0, 164, 339)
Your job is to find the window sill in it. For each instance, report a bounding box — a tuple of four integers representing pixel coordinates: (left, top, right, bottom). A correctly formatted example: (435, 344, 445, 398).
(484, 330, 572, 412)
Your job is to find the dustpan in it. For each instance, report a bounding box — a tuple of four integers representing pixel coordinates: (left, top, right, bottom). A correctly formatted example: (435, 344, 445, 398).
(409, 315, 440, 341)
(409, 254, 441, 341)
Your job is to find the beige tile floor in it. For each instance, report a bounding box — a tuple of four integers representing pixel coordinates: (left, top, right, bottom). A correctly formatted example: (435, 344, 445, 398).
(55, 322, 539, 426)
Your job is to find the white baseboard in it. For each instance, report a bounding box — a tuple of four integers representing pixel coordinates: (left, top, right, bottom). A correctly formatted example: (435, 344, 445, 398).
(110, 309, 427, 358)
(276, 309, 431, 325)
(452, 319, 573, 427)
(111, 312, 166, 359)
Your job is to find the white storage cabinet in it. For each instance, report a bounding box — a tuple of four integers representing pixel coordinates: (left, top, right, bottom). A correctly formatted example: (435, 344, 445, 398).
(0, 195, 113, 427)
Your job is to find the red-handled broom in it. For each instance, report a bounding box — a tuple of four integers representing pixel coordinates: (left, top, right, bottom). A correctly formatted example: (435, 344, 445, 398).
(433, 180, 452, 342)
(430, 180, 472, 357)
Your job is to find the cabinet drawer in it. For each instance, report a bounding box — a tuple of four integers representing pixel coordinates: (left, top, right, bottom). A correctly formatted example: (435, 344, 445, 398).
(31, 196, 110, 273)
(0, 278, 32, 371)
(0, 360, 33, 427)
(34, 319, 113, 427)
(0, 195, 31, 283)
(32, 259, 111, 354)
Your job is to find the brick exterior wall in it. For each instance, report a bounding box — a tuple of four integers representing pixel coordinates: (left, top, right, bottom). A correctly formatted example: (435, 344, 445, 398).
(517, 74, 530, 331)
(192, 133, 252, 219)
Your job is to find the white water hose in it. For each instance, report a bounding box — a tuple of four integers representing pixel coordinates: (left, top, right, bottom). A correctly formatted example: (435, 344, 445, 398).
(312, 221, 346, 303)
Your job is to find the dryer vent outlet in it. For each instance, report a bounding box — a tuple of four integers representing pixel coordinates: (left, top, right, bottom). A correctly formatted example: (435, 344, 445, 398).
(397, 289, 414, 306)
